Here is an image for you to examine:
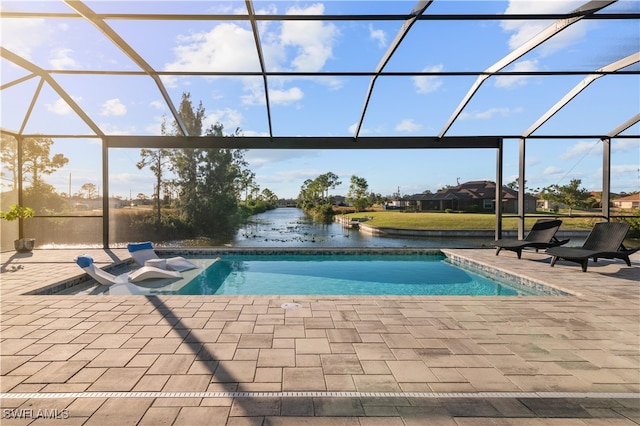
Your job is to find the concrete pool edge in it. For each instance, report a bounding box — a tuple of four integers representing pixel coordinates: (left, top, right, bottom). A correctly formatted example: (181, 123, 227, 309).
(23, 258, 135, 296)
(441, 249, 575, 297)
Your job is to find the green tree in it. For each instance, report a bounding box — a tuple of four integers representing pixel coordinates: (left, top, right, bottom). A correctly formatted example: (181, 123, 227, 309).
(507, 178, 539, 195)
(297, 172, 341, 208)
(147, 92, 250, 239)
(196, 123, 248, 237)
(238, 169, 256, 202)
(172, 92, 206, 226)
(260, 188, 279, 207)
(368, 192, 384, 207)
(24, 181, 65, 213)
(0, 134, 18, 189)
(79, 183, 98, 199)
(21, 137, 69, 186)
(296, 173, 340, 222)
(315, 172, 341, 203)
(297, 178, 319, 210)
(544, 179, 592, 215)
(137, 117, 174, 228)
(347, 175, 370, 212)
(7, 136, 70, 213)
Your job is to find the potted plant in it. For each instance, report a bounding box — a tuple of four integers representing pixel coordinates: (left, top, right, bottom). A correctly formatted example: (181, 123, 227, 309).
(0, 204, 36, 252)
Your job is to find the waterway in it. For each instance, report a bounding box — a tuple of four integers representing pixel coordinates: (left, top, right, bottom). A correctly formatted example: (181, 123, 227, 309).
(231, 207, 496, 248)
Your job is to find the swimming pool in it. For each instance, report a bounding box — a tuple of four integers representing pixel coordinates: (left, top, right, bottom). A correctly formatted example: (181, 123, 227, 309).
(108, 252, 540, 296)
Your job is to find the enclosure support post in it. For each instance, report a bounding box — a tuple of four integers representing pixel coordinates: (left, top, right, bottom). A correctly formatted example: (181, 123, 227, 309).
(102, 138, 109, 248)
(495, 138, 503, 240)
(518, 137, 526, 239)
(602, 137, 611, 221)
(17, 136, 24, 240)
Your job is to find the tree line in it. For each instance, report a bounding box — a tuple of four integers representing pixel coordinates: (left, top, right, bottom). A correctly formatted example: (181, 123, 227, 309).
(297, 172, 383, 220)
(0, 92, 279, 243)
(134, 92, 279, 239)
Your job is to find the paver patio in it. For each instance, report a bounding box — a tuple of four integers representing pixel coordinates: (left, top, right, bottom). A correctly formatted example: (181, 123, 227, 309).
(1, 248, 638, 425)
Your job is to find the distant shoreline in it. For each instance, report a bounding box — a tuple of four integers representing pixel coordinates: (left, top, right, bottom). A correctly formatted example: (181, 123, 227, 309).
(356, 223, 588, 239)
(333, 215, 589, 239)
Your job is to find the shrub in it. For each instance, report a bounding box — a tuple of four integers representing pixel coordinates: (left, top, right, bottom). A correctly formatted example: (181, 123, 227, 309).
(618, 210, 640, 238)
(0, 205, 35, 221)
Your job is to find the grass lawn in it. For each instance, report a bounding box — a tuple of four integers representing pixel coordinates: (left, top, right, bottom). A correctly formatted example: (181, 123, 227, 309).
(343, 211, 601, 230)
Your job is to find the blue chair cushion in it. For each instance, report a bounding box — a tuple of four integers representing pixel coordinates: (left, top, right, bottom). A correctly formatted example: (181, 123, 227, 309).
(127, 242, 154, 253)
(76, 255, 94, 268)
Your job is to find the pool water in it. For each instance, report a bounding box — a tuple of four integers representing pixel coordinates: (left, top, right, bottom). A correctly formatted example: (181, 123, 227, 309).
(170, 254, 535, 296)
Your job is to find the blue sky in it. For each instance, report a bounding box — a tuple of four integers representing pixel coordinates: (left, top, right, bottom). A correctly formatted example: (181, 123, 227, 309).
(1, 1, 638, 199)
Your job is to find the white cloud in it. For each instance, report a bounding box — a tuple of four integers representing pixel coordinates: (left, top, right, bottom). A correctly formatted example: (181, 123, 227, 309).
(612, 139, 640, 153)
(611, 164, 640, 174)
(460, 106, 523, 120)
(1, 18, 51, 60)
(203, 108, 244, 132)
(241, 91, 264, 106)
(501, 1, 588, 56)
(49, 48, 77, 69)
(164, 4, 338, 106)
(494, 59, 539, 88)
(241, 79, 306, 107)
(45, 98, 75, 115)
(97, 123, 135, 135)
(348, 122, 384, 136)
(369, 24, 387, 48)
(263, 170, 308, 187)
(542, 165, 564, 177)
(240, 129, 270, 137)
(165, 23, 260, 72)
(239, 78, 266, 106)
(159, 75, 179, 89)
(558, 139, 639, 162)
(526, 156, 540, 167)
(395, 119, 422, 133)
(270, 87, 304, 105)
(559, 140, 601, 160)
(281, 4, 339, 72)
(100, 98, 127, 116)
(144, 117, 164, 135)
(149, 100, 165, 110)
(110, 172, 154, 188)
(246, 150, 318, 169)
(413, 64, 444, 94)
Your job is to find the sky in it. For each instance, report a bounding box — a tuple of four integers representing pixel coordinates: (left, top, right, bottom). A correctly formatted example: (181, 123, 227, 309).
(1, 0, 639, 200)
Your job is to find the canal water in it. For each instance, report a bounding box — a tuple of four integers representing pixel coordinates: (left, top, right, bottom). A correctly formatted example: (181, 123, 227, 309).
(231, 207, 495, 248)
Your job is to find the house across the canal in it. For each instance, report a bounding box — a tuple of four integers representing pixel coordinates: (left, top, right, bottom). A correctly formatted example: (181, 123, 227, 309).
(406, 180, 537, 214)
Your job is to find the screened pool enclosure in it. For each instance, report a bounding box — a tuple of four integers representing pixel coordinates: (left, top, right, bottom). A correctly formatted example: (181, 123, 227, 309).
(1, 0, 638, 250)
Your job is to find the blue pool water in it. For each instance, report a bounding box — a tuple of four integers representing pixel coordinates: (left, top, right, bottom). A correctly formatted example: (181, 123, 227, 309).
(169, 254, 535, 296)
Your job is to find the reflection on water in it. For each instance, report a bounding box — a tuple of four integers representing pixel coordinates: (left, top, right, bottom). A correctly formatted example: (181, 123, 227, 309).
(232, 208, 496, 248)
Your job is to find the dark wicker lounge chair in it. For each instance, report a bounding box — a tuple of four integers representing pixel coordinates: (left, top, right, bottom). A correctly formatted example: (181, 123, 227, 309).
(495, 219, 568, 259)
(547, 221, 638, 272)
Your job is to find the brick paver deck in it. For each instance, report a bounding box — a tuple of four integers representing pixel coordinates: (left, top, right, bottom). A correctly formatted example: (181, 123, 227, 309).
(1, 248, 638, 425)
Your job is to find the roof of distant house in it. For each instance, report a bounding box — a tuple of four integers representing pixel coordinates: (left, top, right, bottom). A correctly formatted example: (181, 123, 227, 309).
(408, 180, 537, 201)
(614, 193, 640, 202)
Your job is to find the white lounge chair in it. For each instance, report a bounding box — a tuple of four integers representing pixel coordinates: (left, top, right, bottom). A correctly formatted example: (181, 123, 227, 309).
(75, 254, 181, 285)
(127, 242, 198, 272)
